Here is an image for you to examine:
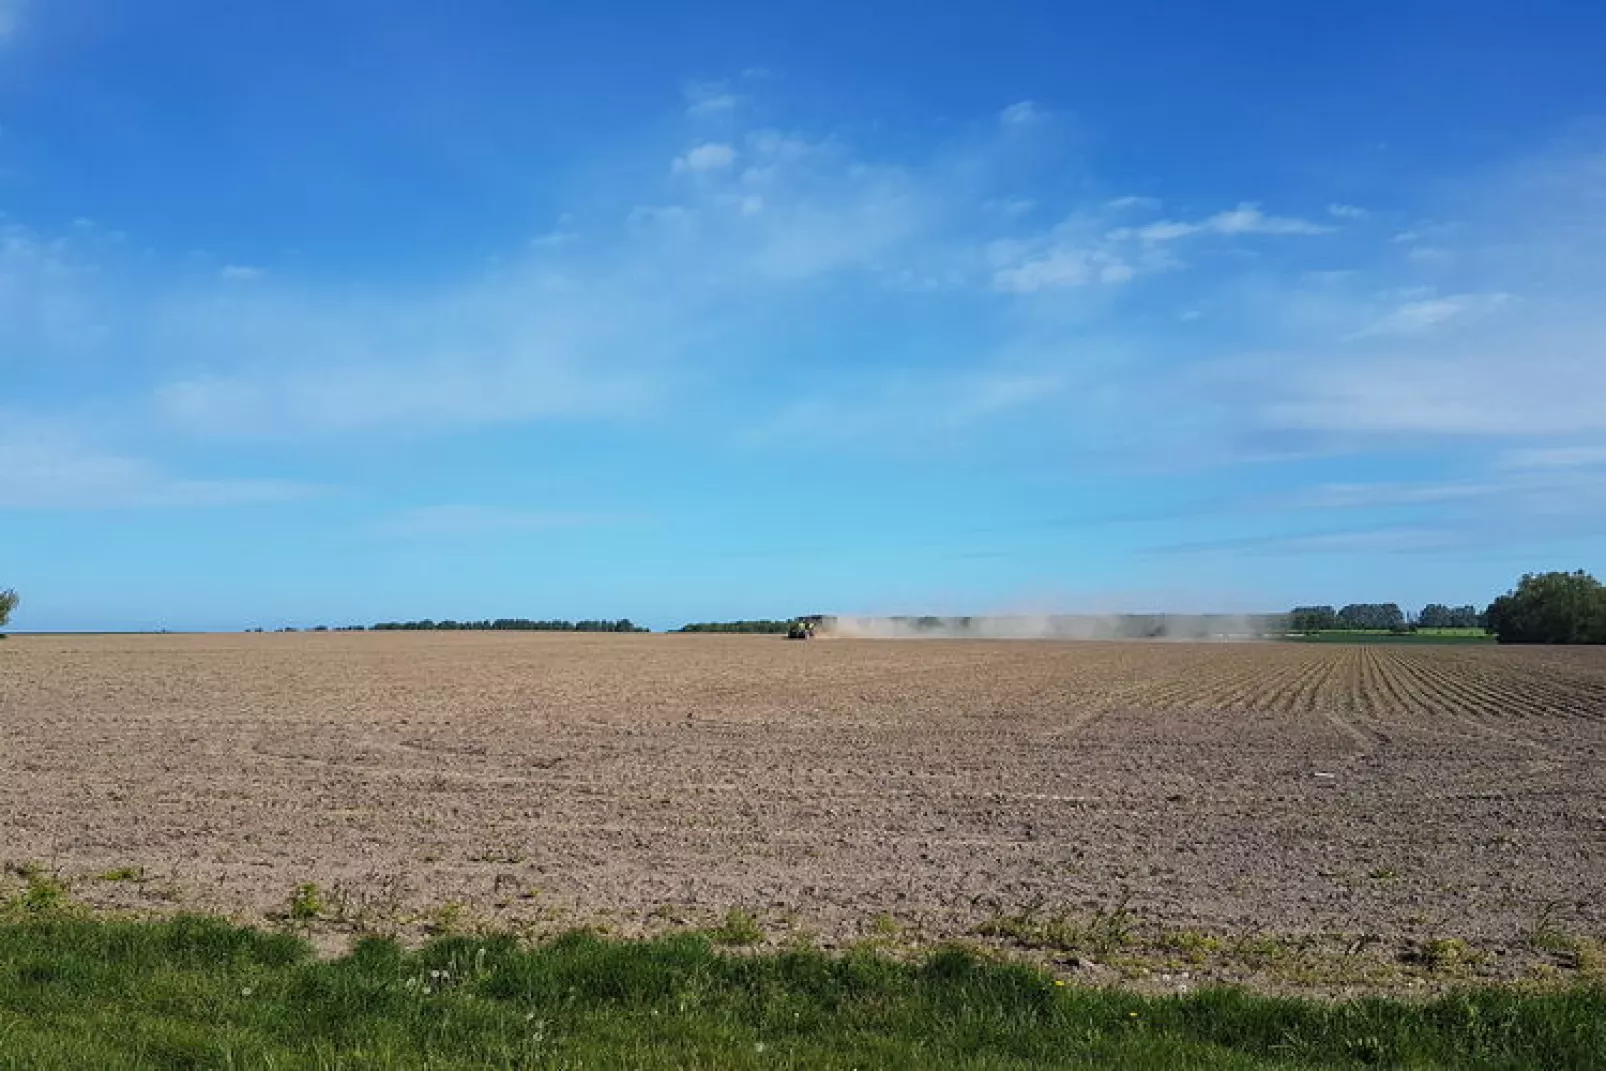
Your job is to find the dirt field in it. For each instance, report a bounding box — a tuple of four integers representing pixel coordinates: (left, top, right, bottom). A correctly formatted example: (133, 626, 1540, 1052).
(3, 632, 1604, 986)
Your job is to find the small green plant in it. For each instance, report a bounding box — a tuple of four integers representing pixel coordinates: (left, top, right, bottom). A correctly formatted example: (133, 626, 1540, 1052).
(1368, 866, 1403, 883)
(1528, 902, 1571, 954)
(1157, 929, 1222, 964)
(711, 908, 764, 946)
(1410, 937, 1485, 972)
(3, 871, 74, 917)
(426, 902, 467, 936)
(868, 913, 903, 938)
(1527, 903, 1603, 971)
(98, 866, 144, 882)
(286, 883, 326, 921)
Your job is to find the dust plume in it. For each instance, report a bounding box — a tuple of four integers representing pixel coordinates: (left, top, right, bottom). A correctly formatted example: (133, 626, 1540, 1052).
(814, 614, 1286, 640)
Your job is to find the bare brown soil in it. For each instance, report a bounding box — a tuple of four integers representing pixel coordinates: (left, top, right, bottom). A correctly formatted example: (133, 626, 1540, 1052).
(3, 633, 1604, 987)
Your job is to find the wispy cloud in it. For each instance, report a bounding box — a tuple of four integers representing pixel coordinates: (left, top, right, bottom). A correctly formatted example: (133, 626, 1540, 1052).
(684, 80, 740, 116)
(0, 417, 322, 509)
(1153, 462, 1606, 557)
(369, 505, 635, 538)
(1327, 203, 1368, 219)
(990, 244, 1136, 292)
(1106, 195, 1162, 210)
(0, 0, 21, 42)
(1357, 291, 1508, 336)
(999, 101, 1041, 127)
(1272, 480, 1503, 511)
(1190, 145, 1606, 450)
(1110, 202, 1333, 242)
(672, 142, 737, 172)
(1498, 445, 1606, 470)
(1154, 524, 1462, 557)
(754, 369, 1067, 448)
(986, 197, 1330, 292)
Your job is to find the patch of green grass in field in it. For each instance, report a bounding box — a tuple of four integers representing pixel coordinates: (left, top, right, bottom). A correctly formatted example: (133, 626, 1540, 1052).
(95, 867, 144, 883)
(0, 916, 1602, 1069)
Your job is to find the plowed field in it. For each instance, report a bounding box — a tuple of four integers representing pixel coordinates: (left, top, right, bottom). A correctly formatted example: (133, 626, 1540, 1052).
(3, 633, 1603, 981)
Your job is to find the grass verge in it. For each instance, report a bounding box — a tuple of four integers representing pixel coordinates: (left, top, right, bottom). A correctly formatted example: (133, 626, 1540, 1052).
(1, 916, 1603, 1069)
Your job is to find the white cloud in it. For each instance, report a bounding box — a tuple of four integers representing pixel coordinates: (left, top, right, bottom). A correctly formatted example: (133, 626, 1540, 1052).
(1106, 195, 1162, 210)
(0, 418, 320, 509)
(219, 264, 265, 282)
(1327, 203, 1368, 219)
(1121, 220, 1199, 242)
(1201, 147, 1606, 449)
(0, 0, 21, 42)
(1206, 202, 1332, 236)
(1236, 329, 1606, 437)
(684, 81, 739, 116)
(1110, 202, 1332, 243)
(992, 246, 1134, 292)
(1358, 291, 1508, 335)
(672, 142, 737, 173)
(999, 101, 1040, 127)
(746, 129, 818, 161)
(0, 224, 132, 362)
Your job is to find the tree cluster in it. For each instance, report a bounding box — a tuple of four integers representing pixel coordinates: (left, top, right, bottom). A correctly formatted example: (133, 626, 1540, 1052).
(1417, 604, 1483, 629)
(677, 620, 796, 634)
(0, 588, 16, 634)
(370, 618, 646, 633)
(1485, 571, 1606, 645)
(1289, 606, 1339, 632)
(1290, 602, 1482, 633)
(1335, 603, 1407, 631)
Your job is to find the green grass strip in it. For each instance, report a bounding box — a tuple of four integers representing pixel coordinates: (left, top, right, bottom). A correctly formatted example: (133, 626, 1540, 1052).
(0, 916, 1602, 1068)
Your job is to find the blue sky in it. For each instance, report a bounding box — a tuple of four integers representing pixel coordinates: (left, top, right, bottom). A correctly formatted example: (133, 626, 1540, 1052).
(3, 0, 1604, 630)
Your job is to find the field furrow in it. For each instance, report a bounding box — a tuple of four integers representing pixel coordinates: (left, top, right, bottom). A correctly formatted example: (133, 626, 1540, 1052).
(3, 632, 1605, 966)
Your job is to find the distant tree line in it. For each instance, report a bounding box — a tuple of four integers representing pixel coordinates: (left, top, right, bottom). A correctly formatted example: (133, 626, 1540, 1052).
(1288, 603, 1483, 633)
(1290, 604, 1403, 631)
(371, 618, 647, 633)
(677, 620, 795, 633)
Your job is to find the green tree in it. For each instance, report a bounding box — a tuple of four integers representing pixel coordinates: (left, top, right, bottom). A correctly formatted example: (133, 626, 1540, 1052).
(0, 588, 17, 633)
(1337, 603, 1405, 630)
(1290, 605, 1338, 631)
(1486, 571, 1606, 645)
(1418, 603, 1452, 628)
